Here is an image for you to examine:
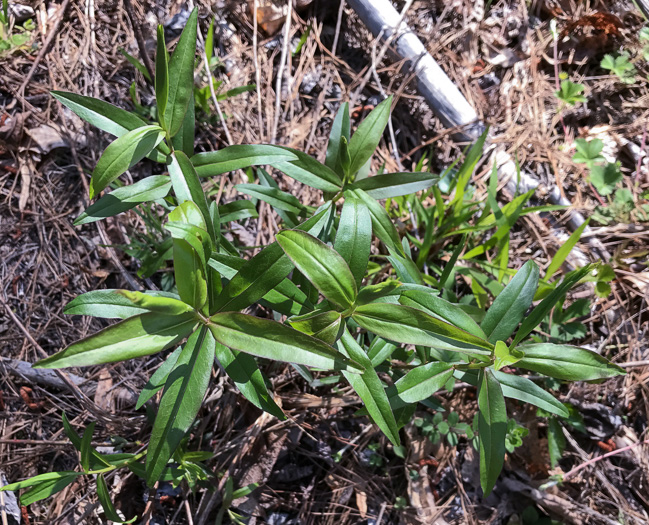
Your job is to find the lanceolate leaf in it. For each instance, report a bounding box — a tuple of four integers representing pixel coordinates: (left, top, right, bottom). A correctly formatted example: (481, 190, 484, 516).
(146, 327, 215, 486)
(173, 238, 208, 310)
(512, 265, 593, 346)
(218, 200, 259, 223)
(212, 204, 332, 313)
(33, 312, 197, 369)
(74, 175, 172, 225)
(325, 101, 350, 178)
(168, 151, 216, 242)
(515, 343, 625, 381)
(399, 290, 486, 338)
(207, 312, 362, 372)
(164, 8, 198, 136)
(478, 368, 507, 496)
(172, 95, 195, 157)
(481, 261, 539, 344)
(276, 230, 357, 309)
(236, 184, 306, 215)
(97, 474, 135, 523)
(213, 340, 285, 419)
(136, 346, 183, 409)
(51, 91, 154, 142)
(391, 362, 454, 405)
(454, 369, 568, 417)
(338, 329, 400, 445)
(347, 96, 392, 176)
(335, 194, 371, 287)
(90, 125, 165, 199)
(350, 188, 403, 256)
(191, 145, 297, 177)
(350, 172, 439, 199)
(272, 148, 343, 192)
(352, 303, 493, 356)
(544, 219, 590, 281)
(4, 472, 81, 506)
(155, 24, 169, 129)
(64, 289, 182, 319)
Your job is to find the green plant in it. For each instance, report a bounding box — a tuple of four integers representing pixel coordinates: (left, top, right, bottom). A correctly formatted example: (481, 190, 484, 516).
(641, 27, 649, 61)
(0, 0, 35, 55)
(504, 419, 529, 453)
(600, 52, 637, 84)
(555, 79, 587, 107)
(0, 10, 624, 516)
(414, 411, 474, 447)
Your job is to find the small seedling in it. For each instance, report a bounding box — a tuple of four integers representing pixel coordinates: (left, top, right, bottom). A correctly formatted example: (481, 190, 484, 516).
(601, 52, 637, 84)
(555, 79, 587, 107)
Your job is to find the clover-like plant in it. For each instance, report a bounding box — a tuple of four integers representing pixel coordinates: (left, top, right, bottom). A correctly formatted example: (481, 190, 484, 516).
(1, 10, 624, 520)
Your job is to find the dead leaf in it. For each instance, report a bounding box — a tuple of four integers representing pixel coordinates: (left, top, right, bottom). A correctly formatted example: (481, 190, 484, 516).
(25, 124, 67, 154)
(94, 370, 113, 411)
(18, 161, 31, 212)
(355, 489, 368, 518)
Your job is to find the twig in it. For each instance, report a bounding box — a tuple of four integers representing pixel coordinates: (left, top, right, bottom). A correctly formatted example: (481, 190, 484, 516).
(252, 0, 265, 140)
(332, 0, 345, 57)
(197, 31, 234, 146)
(270, 0, 293, 145)
(18, 0, 72, 96)
(122, 0, 154, 82)
(562, 438, 649, 481)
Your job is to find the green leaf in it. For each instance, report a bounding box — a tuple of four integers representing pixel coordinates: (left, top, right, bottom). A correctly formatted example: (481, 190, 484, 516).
(390, 362, 454, 405)
(547, 417, 565, 468)
(350, 172, 439, 199)
(481, 261, 539, 344)
(164, 8, 198, 136)
(573, 138, 605, 166)
(207, 312, 362, 372)
(212, 204, 332, 313)
(75, 175, 172, 225)
(451, 130, 488, 214)
(155, 25, 169, 129)
(544, 220, 590, 280)
(4, 472, 80, 506)
(60, 413, 112, 469)
(347, 97, 392, 176)
(90, 125, 165, 199)
(97, 474, 136, 523)
(555, 80, 586, 106)
(455, 370, 568, 417)
(33, 312, 198, 369)
(205, 18, 215, 66)
(146, 327, 214, 486)
(326, 102, 350, 178)
(218, 200, 259, 223)
(236, 184, 306, 215)
(136, 346, 183, 409)
(478, 368, 507, 496)
(352, 303, 493, 356)
(350, 188, 403, 256)
(116, 290, 193, 315)
(172, 95, 195, 156)
(272, 148, 343, 192)
(191, 145, 298, 177)
(399, 289, 486, 338)
(173, 238, 208, 310)
(119, 48, 152, 82)
(50, 91, 156, 143)
(80, 422, 95, 472)
(64, 289, 182, 319)
(334, 193, 371, 287)
(515, 343, 625, 381)
(514, 265, 594, 345)
(493, 340, 522, 370)
(337, 328, 400, 445)
(168, 151, 216, 242)
(367, 337, 398, 367)
(277, 229, 357, 309)
(590, 162, 623, 196)
(214, 340, 285, 419)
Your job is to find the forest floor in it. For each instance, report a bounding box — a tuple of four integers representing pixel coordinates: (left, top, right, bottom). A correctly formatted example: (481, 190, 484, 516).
(1, 0, 648, 524)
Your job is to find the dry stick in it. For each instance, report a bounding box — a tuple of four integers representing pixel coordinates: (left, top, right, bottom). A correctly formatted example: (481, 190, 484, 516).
(18, 0, 71, 96)
(332, 0, 345, 58)
(270, 0, 293, 145)
(122, 0, 154, 82)
(562, 438, 649, 481)
(197, 31, 234, 146)
(252, 0, 265, 140)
